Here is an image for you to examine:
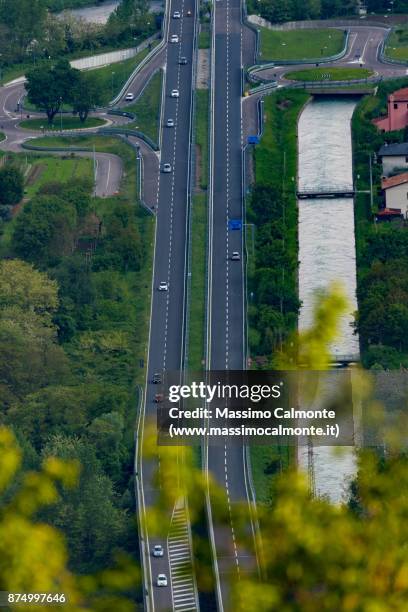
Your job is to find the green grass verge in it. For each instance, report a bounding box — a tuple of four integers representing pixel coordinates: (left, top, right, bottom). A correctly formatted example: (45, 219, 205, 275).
(249, 90, 310, 502)
(19, 116, 106, 131)
(259, 28, 344, 62)
(285, 67, 373, 81)
(250, 445, 294, 504)
(0, 132, 5, 142)
(385, 27, 408, 61)
(198, 31, 210, 49)
(125, 69, 163, 145)
(25, 156, 93, 197)
(92, 46, 156, 106)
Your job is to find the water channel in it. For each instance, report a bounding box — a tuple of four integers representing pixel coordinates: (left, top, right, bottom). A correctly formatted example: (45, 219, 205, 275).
(297, 97, 360, 503)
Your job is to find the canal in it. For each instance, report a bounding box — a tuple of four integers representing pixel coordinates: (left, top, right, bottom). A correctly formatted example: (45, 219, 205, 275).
(297, 96, 360, 503)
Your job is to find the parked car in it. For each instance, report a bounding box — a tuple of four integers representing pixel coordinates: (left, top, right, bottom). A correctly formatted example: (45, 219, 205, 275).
(158, 281, 169, 291)
(125, 92, 134, 101)
(157, 574, 168, 587)
(166, 118, 175, 127)
(170, 34, 179, 43)
(162, 163, 172, 173)
(171, 89, 180, 98)
(152, 544, 164, 557)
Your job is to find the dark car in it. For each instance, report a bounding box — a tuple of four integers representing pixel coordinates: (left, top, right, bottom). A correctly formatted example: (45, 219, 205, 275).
(179, 57, 188, 65)
(152, 372, 162, 384)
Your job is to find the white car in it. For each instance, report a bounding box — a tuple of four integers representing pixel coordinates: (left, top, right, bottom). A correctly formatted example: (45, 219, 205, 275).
(230, 251, 241, 261)
(173, 10, 181, 18)
(171, 89, 179, 98)
(170, 34, 179, 43)
(124, 92, 134, 101)
(157, 574, 168, 587)
(152, 544, 164, 557)
(158, 281, 169, 291)
(162, 163, 172, 173)
(166, 118, 175, 127)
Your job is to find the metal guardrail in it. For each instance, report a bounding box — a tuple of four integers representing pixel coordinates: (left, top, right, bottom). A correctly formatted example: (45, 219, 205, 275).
(107, 67, 163, 151)
(109, 11, 168, 106)
(244, 15, 349, 79)
(98, 127, 159, 151)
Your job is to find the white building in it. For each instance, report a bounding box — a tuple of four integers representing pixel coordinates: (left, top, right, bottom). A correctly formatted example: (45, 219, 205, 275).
(378, 143, 408, 177)
(381, 172, 408, 217)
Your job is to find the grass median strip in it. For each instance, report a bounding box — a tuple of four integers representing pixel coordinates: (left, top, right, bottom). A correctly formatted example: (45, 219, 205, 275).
(285, 67, 373, 82)
(188, 90, 209, 371)
(259, 28, 344, 62)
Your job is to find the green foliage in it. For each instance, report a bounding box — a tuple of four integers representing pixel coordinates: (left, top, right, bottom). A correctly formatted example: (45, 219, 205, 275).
(248, 0, 359, 23)
(352, 80, 408, 368)
(0, 164, 24, 208)
(40, 436, 132, 574)
(125, 69, 163, 145)
(94, 200, 144, 272)
(248, 91, 309, 363)
(0, 260, 69, 407)
(386, 25, 408, 61)
(26, 60, 81, 123)
(367, 0, 408, 12)
(71, 71, 103, 123)
(0, 0, 46, 63)
(12, 194, 77, 266)
(0, 136, 153, 576)
(105, 0, 156, 47)
(285, 67, 373, 82)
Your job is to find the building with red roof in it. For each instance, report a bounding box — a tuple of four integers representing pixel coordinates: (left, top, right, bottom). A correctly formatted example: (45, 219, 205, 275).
(381, 171, 408, 217)
(373, 87, 408, 132)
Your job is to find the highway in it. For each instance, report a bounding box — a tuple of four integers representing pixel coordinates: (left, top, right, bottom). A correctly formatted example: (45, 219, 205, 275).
(205, 0, 259, 608)
(136, 1, 199, 611)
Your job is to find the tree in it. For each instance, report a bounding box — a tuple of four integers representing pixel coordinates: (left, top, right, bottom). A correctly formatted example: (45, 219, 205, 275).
(0, 426, 138, 609)
(71, 72, 102, 123)
(41, 436, 130, 574)
(0, 165, 24, 206)
(25, 60, 80, 123)
(0, 259, 58, 316)
(11, 195, 77, 266)
(0, 0, 46, 62)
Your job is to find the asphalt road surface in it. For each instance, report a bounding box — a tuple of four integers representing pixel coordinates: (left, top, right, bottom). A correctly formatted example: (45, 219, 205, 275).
(136, 1, 198, 610)
(206, 0, 260, 608)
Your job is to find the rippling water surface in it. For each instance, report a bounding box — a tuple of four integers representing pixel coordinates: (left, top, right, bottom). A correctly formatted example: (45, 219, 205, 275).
(297, 97, 359, 503)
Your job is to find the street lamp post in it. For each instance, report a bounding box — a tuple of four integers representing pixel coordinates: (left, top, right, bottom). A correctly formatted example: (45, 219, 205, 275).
(111, 71, 115, 99)
(60, 97, 63, 132)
